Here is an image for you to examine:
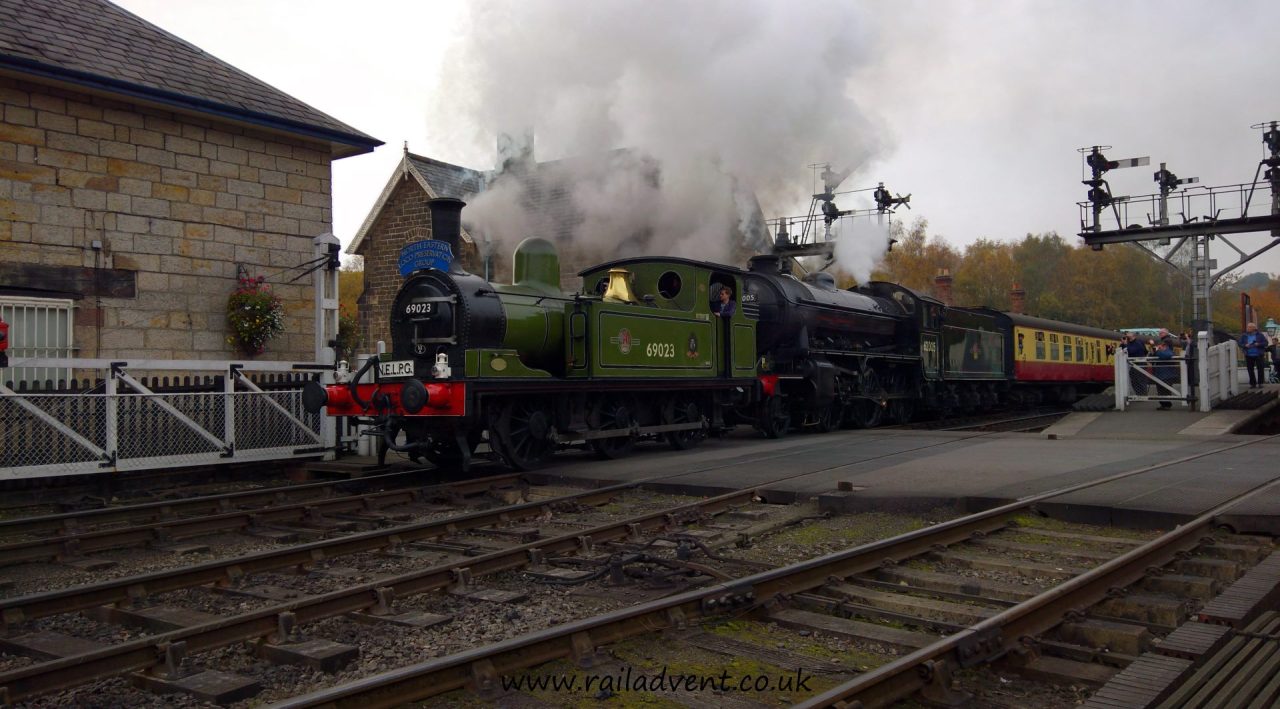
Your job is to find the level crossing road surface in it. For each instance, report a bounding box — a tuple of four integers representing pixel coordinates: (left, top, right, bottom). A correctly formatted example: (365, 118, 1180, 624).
(522, 393, 1280, 534)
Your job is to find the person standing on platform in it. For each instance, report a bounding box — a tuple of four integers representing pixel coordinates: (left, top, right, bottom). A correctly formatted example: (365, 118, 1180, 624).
(1158, 328, 1179, 352)
(1271, 334, 1280, 383)
(1154, 341, 1176, 409)
(1182, 330, 1199, 388)
(1124, 332, 1149, 395)
(1239, 323, 1268, 388)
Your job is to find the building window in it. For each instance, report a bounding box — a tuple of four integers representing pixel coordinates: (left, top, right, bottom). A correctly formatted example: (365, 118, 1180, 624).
(0, 297, 74, 389)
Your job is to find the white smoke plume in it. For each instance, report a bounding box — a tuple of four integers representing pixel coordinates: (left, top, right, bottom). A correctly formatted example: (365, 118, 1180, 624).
(833, 220, 892, 284)
(434, 0, 887, 267)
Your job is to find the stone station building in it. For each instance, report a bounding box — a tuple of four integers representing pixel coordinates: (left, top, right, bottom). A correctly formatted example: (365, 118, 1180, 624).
(0, 0, 380, 383)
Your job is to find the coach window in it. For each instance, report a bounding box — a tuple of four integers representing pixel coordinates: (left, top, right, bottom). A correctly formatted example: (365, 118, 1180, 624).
(1049, 334, 1060, 360)
(1034, 331, 1045, 359)
(1063, 337, 1072, 361)
(1076, 337, 1085, 362)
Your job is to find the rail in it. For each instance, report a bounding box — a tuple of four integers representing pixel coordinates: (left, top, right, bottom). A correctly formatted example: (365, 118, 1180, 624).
(0, 358, 334, 479)
(797, 462, 1280, 708)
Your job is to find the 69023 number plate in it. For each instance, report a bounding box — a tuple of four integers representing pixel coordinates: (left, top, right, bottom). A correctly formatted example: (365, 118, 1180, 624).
(378, 360, 415, 378)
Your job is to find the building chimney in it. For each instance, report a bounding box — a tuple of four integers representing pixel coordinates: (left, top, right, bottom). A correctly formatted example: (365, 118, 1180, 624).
(427, 197, 466, 272)
(496, 130, 535, 175)
(933, 268, 953, 306)
(1010, 282, 1026, 315)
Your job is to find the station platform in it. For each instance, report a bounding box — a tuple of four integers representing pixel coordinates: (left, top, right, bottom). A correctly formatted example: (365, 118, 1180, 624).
(521, 386, 1280, 535)
(1045, 384, 1280, 439)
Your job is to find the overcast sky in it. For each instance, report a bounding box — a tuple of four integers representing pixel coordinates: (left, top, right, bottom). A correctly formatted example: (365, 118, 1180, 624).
(113, 0, 1280, 276)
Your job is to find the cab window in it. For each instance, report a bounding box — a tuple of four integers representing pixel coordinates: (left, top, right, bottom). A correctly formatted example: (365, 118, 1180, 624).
(657, 271, 682, 299)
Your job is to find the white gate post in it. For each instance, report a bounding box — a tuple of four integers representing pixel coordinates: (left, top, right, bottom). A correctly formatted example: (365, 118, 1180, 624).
(104, 366, 119, 467)
(313, 232, 341, 365)
(224, 365, 237, 456)
(1197, 331, 1210, 412)
(1224, 340, 1238, 400)
(313, 233, 341, 461)
(1114, 348, 1128, 411)
(1178, 356, 1188, 408)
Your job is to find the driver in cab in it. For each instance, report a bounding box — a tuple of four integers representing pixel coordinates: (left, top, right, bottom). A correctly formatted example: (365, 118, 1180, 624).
(713, 285, 735, 318)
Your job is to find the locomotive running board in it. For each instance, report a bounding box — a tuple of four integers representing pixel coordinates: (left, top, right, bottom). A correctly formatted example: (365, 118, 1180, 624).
(551, 420, 707, 443)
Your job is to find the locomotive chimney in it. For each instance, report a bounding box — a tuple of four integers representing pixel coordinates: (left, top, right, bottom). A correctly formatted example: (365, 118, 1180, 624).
(1010, 282, 1026, 315)
(933, 268, 953, 306)
(428, 197, 465, 271)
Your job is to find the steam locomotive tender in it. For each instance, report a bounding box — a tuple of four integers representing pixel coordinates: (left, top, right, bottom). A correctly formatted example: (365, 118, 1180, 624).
(303, 198, 1116, 472)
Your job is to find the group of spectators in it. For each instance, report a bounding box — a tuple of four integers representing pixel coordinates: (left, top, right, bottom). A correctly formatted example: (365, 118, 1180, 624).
(1122, 324, 1280, 404)
(1239, 322, 1279, 389)
(1120, 328, 1189, 409)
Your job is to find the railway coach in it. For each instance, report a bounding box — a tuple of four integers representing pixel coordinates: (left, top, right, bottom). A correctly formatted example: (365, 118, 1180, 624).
(966, 308, 1118, 404)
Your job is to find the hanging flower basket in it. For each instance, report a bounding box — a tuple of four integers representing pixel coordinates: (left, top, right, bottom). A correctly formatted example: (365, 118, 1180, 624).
(226, 275, 285, 357)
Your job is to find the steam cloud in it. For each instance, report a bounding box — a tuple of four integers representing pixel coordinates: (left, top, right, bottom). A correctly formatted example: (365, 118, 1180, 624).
(434, 0, 890, 272)
(834, 221, 892, 284)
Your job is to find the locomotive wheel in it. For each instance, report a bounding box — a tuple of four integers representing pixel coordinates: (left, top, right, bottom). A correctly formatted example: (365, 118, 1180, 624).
(887, 372, 916, 424)
(757, 395, 791, 439)
(813, 403, 841, 433)
(422, 431, 482, 471)
(846, 369, 885, 429)
(492, 399, 555, 471)
(663, 398, 705, 450)
(888, 397, 916, 425)
(590, 397, 637, 459)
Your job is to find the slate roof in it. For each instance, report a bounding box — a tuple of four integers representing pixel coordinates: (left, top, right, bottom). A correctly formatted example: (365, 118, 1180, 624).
(349, 152, 488, 254)
(406, 154, 487, 201)
(0, 0, 380, 156)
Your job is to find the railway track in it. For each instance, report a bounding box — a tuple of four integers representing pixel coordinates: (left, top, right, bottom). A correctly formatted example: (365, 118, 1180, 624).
(0, 485, 780, 704)
(263, 434, 1280, 709)
(932, 410, 1071, 433)
(890, 407, 1072, 433)
(0, 429, 1025, 705)
(0, 469, 439, 540)
(4, 430, 1276, 706)
(0, 472, 527, 567)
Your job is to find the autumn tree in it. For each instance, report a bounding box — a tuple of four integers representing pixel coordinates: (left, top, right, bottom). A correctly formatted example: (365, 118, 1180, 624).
(953, 239, 1016, 309)
(871, 218, 959, 295)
